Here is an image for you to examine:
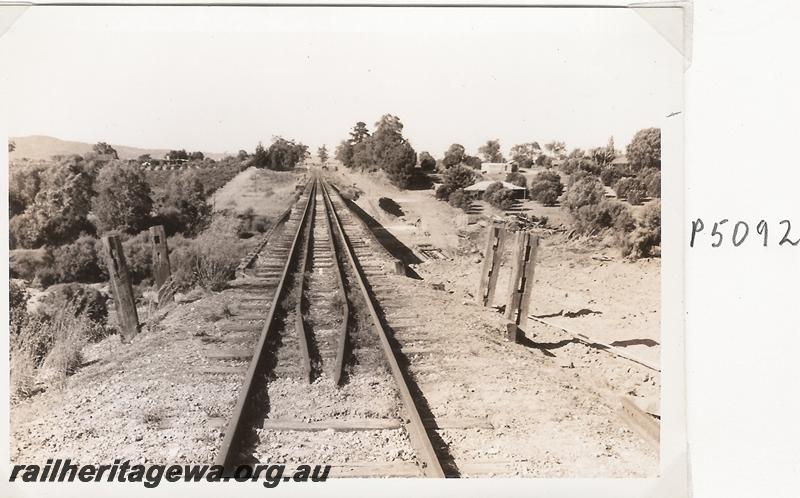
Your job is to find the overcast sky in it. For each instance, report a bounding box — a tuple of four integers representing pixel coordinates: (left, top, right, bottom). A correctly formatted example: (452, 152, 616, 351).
(1, 6, 683, 157)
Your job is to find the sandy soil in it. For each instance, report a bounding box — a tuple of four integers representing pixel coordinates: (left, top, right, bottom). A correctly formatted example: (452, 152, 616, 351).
(334, 168, 660, 368)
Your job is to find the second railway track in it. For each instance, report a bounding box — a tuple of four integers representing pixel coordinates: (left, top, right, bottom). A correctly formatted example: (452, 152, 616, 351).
(214, 175, 447, 478)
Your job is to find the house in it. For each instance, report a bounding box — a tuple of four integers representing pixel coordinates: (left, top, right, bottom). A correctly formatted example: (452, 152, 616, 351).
(464, 180, 527, 199)
(480, 162, 511, 174)
(612, 155, 630, 166)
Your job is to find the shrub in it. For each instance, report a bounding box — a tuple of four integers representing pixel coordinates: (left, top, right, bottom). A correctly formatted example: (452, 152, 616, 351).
(573, 199, 636, 237)
(122, 232, 154, 285)
(50, 235, 106, 284)
(169, 215, 249, 292)
(11, 299, 105, 400)
(616, 177, 646, 205)
(529, 171, 564, 206)
(10, 248, 52, 282)
(448, 189, 471, 211)
(36, 283, 109, 327)
(624, 201, 661, 258)
(641, 168, 661, 198)
(505, 171, 527, 188)
(418, 151, 436, 171)
(442, 165, 476, 192)
(483, 182, 516, 210)
(435, 184, 451, 200)
(600, 165, 628, 187)
(564, 175, 606, 213)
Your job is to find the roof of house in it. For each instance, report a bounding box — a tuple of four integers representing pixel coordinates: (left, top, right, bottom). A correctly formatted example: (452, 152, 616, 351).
(464, 180, 526, 191)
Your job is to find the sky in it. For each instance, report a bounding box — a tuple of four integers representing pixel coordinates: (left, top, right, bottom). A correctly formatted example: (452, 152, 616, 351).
(0, 6, 683, 157)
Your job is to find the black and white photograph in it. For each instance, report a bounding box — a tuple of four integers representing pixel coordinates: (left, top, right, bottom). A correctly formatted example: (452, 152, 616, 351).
(3, 3, 688, 495)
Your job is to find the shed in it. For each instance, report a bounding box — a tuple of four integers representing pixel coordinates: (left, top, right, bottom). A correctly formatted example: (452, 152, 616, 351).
(464, 180, 527, 199)
(480, 162, 512, 174)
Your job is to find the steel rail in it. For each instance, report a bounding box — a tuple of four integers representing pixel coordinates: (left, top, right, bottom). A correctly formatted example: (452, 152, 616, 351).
(294, 181, 317, 383)
(319, 179, 351, 385)
(215, 180, 316, 471)
(320, 180, 446, 478)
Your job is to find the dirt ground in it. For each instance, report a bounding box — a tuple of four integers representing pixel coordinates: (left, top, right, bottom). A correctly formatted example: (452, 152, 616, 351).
(10, 166, 660, 477)
(333, 167, 660, 368)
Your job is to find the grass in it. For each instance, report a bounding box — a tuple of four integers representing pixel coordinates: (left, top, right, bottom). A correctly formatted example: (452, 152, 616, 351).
(10, 300, 105, 401)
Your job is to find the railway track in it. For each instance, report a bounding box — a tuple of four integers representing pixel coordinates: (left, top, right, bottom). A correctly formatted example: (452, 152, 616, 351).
(214, 175, 447, 478)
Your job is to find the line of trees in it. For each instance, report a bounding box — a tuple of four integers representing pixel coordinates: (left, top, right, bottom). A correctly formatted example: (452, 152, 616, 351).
(251, 137, 309, 171)
(335, 115, 418, 189)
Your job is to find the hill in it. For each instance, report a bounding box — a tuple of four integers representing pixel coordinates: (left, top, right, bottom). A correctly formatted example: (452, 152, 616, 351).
(9, 135, 227, 161)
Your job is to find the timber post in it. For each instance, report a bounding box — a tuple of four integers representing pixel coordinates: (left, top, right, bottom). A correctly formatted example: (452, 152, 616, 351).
(505, 231, 539, 340)
(102, 234, 140, 342)
(149, 225, 173, 305)
(478, 220, 507, 307)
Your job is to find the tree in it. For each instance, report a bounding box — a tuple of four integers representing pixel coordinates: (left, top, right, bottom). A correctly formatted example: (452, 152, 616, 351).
(478, 139, 505, 163)
(263, 137, 307, 171)
(11, 156, 96, 248)
(92, 161, 153, 234)
(544, 141, 566, 159)
(370, 114, 416, 188)
(189, 151, 205, 161)
(626, 127, 661, 171)
(317, 145, 329, 164)
(252, 142, 269, 168)
(442, 144, 466, 169)
(510, 142, 541, 169)
(418, 151, 436, 171)
(590, 136, 616, 167)
(349, 122, 370, 144)
(442, 164, 476, 192)
(93, 142, 119, 159)
(9, 140, 15, 153)
(156, 170, 211, 236)
(166, 149, 189, 162)
(237, 149, 249, 161)
(138, 153, 152, 162)
(9, 163, 47, 216)
(335, 140, 354, 168)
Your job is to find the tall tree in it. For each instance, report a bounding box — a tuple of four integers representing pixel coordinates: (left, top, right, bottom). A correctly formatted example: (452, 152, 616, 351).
(317, 145, 329, 164)
(510, 142, 541, 169)
(626, 128, 661, 170)
(544, 141, 567, 159)
(442, 144, 466, 169)
(166, 149, 189, 161)
(93, 142, 119, 159)
(349, 122, 370, 144)
(371, 114, 417, 189)
(479, 139, 505, 163)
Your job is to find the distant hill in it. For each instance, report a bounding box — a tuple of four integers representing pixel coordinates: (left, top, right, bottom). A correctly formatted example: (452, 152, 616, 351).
(9, 135, 227, 161)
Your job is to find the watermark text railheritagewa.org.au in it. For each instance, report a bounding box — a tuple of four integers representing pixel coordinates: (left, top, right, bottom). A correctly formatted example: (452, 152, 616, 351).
(9, 459, 331, 488)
